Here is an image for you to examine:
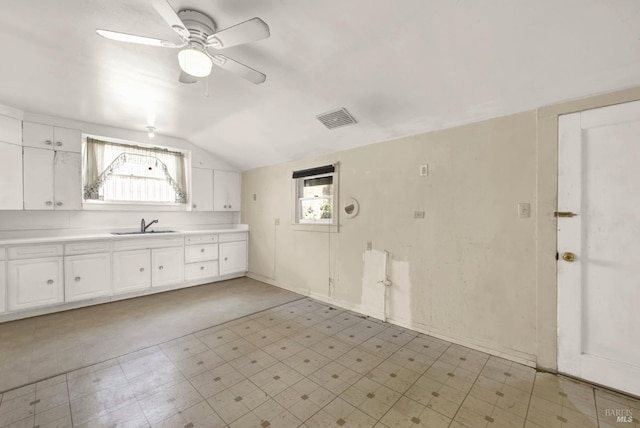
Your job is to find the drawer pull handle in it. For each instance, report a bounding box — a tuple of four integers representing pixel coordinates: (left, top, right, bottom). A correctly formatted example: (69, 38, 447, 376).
(224, 257, 228, 261)
(159, 266, 164, 270)
(200, 266, 204, 270)
(140, 267, 144, 272)
(201, 249, 205, 253)
(45, 201, 53, 206)
(56, 141, 63, 146)
(45, 140, 52, 145)
(75, 276, 81, 282)
(47, 279, 54, 284)
(192, 204, 197, 209)
(56, 201, 63, 206)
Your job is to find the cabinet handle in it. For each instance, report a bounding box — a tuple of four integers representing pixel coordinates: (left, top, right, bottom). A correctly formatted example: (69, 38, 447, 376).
(201, 249, 205, 252)
(224, 257, 228, 261)
(139, 267, 144, 272)
(229, 205, 232, 208)
(75, 276, 81, 282)
(45, 140, 52, 145)
(159, 266, 164, 270)
(56, 141, 63, 146)
(56, 201, 63, 206)
(47, 279, 54, 284)
(192, 204, 197, 209)
(224, 205, 227, 208)
(200, 266, 204, 270)
(45, 201, 53, 206)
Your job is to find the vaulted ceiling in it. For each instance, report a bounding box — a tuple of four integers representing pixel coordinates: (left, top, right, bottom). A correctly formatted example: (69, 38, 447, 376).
(1, 0, 639, 170)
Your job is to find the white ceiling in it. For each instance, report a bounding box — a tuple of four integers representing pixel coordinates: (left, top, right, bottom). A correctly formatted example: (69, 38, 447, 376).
(1, 1, 639, 170)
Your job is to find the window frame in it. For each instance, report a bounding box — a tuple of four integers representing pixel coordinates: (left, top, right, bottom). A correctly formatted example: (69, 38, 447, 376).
(81, 134, 191, 211)
(292, 163, 339, 232)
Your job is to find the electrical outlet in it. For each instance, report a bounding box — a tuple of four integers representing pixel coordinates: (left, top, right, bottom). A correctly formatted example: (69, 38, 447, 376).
(275, 218, 280, 226)
(366, 241, 372, 251)
(253, 193, 257, 201)
(419, 164, 428, 176)
(414, 211, 425, 219)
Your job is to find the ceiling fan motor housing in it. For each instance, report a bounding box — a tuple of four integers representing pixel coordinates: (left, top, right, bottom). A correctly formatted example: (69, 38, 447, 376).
(177, 10, 215, 47)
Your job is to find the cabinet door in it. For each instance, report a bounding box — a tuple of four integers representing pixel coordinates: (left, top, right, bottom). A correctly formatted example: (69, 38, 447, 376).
(53, 127, 81, 153)
(0, 262, 5, 313)
(0, 114, 22, 146)
(0, 142, 23, 209)
(152, 247, 184, 287)
(23, 147, 55, 210)
(54, 151, 82, 210)
(213, 170, 241, 211)
(8, 257, 63, 311)
(219, 241, 247, 275)
(191, 167, 214, 211)
(112, 250, 151, 294)
(65, 253, 112, 302)
(22, 122, 54, 150)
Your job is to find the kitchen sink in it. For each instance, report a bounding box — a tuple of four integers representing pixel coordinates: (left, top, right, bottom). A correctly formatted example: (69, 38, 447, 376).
(111, 230, 178, 235)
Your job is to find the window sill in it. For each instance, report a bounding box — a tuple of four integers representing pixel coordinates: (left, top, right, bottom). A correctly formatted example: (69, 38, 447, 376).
(291, 223, 339, 233)
(82, 201, 188, 212)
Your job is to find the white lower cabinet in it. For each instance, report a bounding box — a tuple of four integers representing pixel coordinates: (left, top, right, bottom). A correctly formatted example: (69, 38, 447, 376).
(8, 257, 63, 311)
(65, 253, 111, 302)
(112, 250, 150, 294)
(219, 241, 248, 276)
(152, 247, 184, 287)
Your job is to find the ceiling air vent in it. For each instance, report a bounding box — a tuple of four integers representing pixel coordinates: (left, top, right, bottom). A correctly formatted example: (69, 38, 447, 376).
(316, 108, 357, 130)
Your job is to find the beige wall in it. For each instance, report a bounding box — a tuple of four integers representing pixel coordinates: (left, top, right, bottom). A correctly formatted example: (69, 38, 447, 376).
(242, 87, 640, 370)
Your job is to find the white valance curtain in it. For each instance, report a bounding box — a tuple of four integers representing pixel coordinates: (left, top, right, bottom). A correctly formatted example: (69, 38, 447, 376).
(83, 137, 187, 203)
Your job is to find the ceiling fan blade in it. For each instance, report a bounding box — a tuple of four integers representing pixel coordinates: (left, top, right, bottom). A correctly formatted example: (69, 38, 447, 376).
(206, 18, 270, 49)
(210, 54, 266, 84)
(179, 71, 197, 84)
(150, 0, 190, 42)
(96, 29, 183, 47)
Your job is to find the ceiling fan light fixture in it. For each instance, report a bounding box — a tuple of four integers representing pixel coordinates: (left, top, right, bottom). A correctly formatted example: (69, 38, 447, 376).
(178, 47, 212, 77)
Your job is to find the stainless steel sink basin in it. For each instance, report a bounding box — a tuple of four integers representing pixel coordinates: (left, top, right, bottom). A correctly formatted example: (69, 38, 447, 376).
(111, 230, 178, 235)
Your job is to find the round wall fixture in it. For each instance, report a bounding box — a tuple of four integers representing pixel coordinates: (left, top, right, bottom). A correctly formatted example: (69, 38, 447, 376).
(342, 197, 360, 219)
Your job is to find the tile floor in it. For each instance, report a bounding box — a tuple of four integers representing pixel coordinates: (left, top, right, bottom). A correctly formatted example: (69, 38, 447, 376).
(1, 295, 639, 427)
(0, 278, 302, 392)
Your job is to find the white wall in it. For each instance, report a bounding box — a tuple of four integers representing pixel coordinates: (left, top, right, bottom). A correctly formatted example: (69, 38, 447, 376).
(241, 85, 640, 371)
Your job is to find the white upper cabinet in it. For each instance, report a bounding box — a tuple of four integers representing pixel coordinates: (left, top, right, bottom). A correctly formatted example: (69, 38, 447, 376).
(23, 122, 82, 153)
(191, 167, 214, 211)
(0, 142, 24, 210)
(0, 114, 22, 146)
(23, 148, 81, 210)
(213, 170, 241, 211)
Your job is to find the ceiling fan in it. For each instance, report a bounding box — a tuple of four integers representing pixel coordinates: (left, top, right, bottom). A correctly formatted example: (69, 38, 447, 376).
(96, 0, 269, 84)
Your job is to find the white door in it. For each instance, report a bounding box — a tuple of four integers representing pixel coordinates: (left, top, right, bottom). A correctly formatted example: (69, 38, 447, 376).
(65, 253, 112, 301)
(219, 241, 247, 275)
(112, 249, 151, 293)
(23, 147, 55, 210)
(152, 247, 184, 287)
(557, 100, 640, 396)
(191, 167, 214, 211)
(8, 257, 63, 311)
(54, 151, 82, 210)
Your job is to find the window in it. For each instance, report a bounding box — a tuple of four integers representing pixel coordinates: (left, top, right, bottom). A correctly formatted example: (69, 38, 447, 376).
(83, 136, 188, 204)
(293, 164, 337, 224)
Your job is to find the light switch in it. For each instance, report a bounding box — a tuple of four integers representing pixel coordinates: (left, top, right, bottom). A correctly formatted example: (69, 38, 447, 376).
(518, 203, 531, 218)
(414, 211, 425, 219)
(419, 164, 428, 176)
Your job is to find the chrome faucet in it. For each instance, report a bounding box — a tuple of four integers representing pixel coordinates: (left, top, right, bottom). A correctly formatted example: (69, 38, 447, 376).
(141, 218, 158, 233)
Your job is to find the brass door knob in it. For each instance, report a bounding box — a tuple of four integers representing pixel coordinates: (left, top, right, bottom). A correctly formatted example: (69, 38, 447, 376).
(562, 252, 575, 262)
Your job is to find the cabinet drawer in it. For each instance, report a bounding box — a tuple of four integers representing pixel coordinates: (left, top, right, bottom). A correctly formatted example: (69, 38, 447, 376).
(9, 244, 63, 260)
(219, 232, 247, 243)
(65, 241, 111, 256)
(185, 244, 218, 263)
(113, 236, 183, 251)
(185, 234, 218, 244)
(185, 261, 219, 280)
